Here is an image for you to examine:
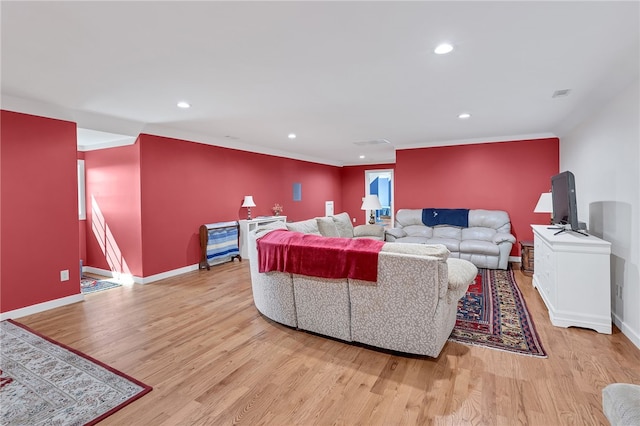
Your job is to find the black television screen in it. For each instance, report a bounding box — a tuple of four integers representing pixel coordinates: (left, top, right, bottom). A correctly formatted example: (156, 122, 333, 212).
(551, 171, 579, 231)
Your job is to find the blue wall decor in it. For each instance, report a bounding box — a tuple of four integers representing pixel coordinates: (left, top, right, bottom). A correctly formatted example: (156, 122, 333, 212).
(293, 183, 302, 201)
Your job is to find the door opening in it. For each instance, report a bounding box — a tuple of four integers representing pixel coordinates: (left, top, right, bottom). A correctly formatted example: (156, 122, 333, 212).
(364, 169, 394, 228)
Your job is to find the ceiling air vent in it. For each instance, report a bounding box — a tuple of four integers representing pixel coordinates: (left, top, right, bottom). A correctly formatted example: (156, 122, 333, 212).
(353, 139, 391, 146)
(552, 89, 571, 98)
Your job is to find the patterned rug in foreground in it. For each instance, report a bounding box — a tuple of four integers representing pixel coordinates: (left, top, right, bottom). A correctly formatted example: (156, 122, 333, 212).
(449, 268, 547, 357)
(0, 320, 152, 425)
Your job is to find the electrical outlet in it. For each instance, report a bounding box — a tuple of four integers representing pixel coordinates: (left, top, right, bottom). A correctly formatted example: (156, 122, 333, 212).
(60, 270, 69, 282)
(352, 217, 356, 223)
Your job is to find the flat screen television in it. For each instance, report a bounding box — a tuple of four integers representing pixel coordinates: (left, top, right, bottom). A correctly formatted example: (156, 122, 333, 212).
(550, 170, 584, 234)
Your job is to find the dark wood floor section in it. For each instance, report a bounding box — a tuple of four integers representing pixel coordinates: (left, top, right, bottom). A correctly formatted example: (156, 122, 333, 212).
(19, 262, 640, 425)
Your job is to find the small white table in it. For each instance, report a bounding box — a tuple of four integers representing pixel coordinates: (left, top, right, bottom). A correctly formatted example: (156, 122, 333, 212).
(239, 216, 287, 259)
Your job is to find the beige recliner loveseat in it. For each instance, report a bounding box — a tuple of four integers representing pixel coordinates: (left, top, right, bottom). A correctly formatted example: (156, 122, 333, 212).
(385, 208, 516, 270)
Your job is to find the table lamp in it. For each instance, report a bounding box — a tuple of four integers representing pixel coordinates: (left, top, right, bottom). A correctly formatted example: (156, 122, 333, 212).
(242, 195, 256, 219)
(361, 194, 382, 224)
(534, 192, 553, 224)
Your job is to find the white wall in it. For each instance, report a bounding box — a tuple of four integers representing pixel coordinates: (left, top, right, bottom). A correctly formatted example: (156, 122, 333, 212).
(561, 77, 640, 348)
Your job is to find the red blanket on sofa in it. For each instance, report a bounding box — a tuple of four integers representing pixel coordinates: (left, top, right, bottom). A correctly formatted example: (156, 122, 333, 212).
(257, 230, 385, 282)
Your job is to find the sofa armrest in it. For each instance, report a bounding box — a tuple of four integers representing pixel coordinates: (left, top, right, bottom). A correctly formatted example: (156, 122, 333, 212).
(603, 383, 640, 426)
(384, 227, 406, 242)
(446, 258, 478, 303)
(493, 232, 516, 245)
(353, 224, 385, 240)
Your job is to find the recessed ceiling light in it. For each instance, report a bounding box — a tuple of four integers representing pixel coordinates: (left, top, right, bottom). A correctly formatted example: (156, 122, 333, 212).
(288, 133, 296, 139)
(434, 43, 454, 55)
(458, 112, 471, 119)
(359, 155, 365, 159)
(177, 101, 191, 109)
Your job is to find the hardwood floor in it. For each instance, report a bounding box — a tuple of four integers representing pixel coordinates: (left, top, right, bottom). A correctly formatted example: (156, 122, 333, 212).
(17, 261, 640, 425)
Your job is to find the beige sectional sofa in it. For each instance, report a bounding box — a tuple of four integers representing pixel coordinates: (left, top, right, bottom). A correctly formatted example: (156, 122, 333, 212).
(385, 209, 516, 270)
(247, 219, 478, 358)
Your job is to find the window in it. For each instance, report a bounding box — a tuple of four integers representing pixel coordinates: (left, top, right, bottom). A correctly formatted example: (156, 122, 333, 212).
(78, 159, 86, 220)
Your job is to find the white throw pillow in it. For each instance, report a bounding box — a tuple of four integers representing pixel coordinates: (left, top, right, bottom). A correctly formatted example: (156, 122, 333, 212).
(331, 212, 354, 238)
(316, 217, 340, 237)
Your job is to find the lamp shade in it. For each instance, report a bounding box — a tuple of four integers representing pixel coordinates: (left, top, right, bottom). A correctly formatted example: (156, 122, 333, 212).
(534, 192, 553, 213)
(361, 194, 382, 211)
(241, 195, 256, 208)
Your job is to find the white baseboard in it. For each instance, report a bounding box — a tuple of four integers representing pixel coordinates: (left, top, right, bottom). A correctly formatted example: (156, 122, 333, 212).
(612, 311, 640, 350)
(83, 266, 116, 278)
(83, 264, 200, 285)
(0, 294, 84, 321)
(509, 255, 521, 264)
(1, 264, 203, 321)
(139, 264, 200, 284)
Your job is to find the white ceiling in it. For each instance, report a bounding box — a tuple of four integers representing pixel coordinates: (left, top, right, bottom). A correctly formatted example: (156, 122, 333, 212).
(2, 1, 638, 166)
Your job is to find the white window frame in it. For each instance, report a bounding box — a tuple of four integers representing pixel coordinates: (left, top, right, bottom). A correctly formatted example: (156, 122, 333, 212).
(78, 159, 86, 220)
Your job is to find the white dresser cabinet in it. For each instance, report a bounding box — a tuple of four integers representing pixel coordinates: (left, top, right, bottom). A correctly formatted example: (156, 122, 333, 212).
(239, 216, 287, 259)
(531, 225, 612, 334)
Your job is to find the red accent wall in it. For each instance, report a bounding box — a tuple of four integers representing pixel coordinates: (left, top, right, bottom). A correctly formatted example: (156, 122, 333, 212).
(1, 110, 80, 312)
(340, 164, 395, 225)
(138, 134, 342, 276)
(84, 142, 143, 277)
(395, 138, 559, 253)
(83, 134, 342, 277)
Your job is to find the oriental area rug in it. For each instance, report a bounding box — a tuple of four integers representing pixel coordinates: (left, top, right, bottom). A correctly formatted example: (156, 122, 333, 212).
(81, 276, 122, 295)
(0, 320, 152, 425)
(449, 268, 547, 357)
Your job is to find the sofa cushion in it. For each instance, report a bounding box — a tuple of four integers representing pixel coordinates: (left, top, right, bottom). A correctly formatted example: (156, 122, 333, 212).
(427, 237, 461, 253)
(403, 225, 433, 238)
(331, 212, 354, 238)
(459, 239, 500, 256)
(286, 219, 320, 234)
(385, 227, 406, 239)
(353, 224, 385, 240)
(316, 217, 340, 237)
(433, 227, 462, 239)
(468, 209, 512, 234)
(395, 209, 424, 226)
(462, 227, 495, 242)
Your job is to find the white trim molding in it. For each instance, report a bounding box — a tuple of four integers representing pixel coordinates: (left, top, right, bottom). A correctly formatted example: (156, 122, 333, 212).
(83, 264, 200, 285)
(0, 294, 84, 321)
(612, 312, 640, 350)
(139, 264, 200, 284)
